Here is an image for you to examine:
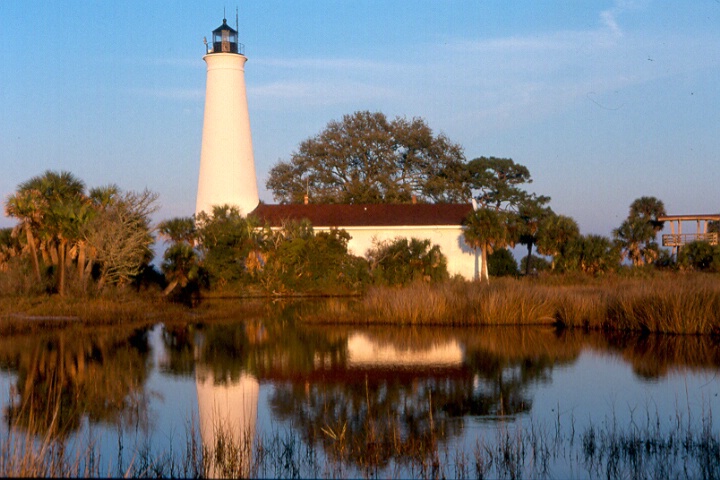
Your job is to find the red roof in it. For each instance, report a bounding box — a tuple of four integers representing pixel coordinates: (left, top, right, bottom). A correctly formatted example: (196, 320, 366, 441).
(249, 203, 473, 228)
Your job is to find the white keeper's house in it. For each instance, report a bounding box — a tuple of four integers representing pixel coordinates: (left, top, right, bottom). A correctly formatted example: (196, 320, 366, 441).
(195, 17, 480, 280)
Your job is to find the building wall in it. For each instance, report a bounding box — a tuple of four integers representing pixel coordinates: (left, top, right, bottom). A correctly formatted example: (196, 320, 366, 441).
(314, 225, 479, 280)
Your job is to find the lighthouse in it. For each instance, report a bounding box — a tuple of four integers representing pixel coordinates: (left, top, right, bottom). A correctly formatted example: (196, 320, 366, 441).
(196, 17, 259, 218)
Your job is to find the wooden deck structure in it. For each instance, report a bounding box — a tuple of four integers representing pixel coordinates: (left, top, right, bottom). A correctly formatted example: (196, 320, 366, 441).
(657, 214, 720, 257)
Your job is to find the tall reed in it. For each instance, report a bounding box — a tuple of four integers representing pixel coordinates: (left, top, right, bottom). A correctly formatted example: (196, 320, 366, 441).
(0, 400, 717, 478)
(305, 273, 720, 335)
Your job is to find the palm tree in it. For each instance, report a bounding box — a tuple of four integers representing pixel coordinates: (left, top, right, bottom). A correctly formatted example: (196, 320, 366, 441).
(89, 184, 120, 209)
(0, 228, 21, 272)
(613, 218, 652, 266)
(629, 196, 666, 226)
(18, 171, 87, 295)
(161, 243, 201, 296)
(4, 189, 46, 282)
(561, 234, 619, 275)
(614, 196, 666, 266)
(516, 196, 551, 275)
(158, 217, 196, 246)
(536, 214, 580, 271)
(463, 208, 517, 283)
(31, 171, 87, 295)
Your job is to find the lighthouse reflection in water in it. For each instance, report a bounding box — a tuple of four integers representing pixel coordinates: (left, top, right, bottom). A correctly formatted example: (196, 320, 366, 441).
(195, 330, 259, 479)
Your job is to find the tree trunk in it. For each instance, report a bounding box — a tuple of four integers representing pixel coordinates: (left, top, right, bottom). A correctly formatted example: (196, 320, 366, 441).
(163, 280, 179, 296)
(97, 266, 107, 292)
(481, 244, 490, 284)
(525, 243, 533, 275)
(58, 240, 66, 296)
(77, 242, 88, 292)
(49, 242, 59, 266)
(25, 228, 42, 283)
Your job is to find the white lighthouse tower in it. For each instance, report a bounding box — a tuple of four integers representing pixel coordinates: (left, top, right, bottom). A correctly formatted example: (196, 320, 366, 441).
(196, 17, 259, 218)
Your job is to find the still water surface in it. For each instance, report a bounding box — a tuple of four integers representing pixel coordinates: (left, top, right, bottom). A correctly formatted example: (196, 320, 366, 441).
(0, 304, 718, 477)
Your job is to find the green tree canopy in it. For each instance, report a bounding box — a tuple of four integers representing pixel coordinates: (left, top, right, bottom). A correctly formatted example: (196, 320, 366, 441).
(266, 111, 469, 204)
(195, 205, 258, 286)
(677, 241, 720, 272)
(258, 221, 369, 294)
(466, 157, 535, 212)
(158, 217, 196, 246)
(463, 156, 550, 277)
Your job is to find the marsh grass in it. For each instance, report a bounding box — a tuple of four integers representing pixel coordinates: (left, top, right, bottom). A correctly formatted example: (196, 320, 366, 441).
(304, 273, 720, 335)
(0, 388, 101, 478)
(0, 293, 274, 335)
(0, 399, 717, 479)
(2, 272, 719, 335)
(0, 293, 178, 335)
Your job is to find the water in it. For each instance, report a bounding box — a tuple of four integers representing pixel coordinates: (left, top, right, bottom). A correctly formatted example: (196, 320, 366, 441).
(0, 307, 718, 478)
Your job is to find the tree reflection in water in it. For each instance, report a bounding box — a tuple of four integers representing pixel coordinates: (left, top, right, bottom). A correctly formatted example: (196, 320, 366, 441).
(168, 314, 720, 474)
(264, 327, 571, 471)
(162, 318, 571, 472)
(0, 326, 152, 438)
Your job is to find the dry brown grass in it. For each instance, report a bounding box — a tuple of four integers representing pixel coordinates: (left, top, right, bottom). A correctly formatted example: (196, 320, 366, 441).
(304, 273, 720, 335)
(2, 272, 718, 335)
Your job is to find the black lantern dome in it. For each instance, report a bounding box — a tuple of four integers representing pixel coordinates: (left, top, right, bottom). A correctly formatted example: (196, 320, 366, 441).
(208, 18, 244, 55)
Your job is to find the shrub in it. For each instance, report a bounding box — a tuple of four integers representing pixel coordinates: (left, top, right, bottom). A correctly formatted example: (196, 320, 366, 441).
(366, 237, 449, 286)
(259, 222, 369, 294)
(677, 241, 720, 272)
(195, 206, 256, 285)
(556, 234, 619, 275)
(488, 248, 518, 277)
(520, 254, 551, 274)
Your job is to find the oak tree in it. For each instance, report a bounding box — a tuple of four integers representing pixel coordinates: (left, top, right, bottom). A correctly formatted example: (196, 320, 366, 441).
(466, 157, 534, 212)
(266, 111, 469, 204)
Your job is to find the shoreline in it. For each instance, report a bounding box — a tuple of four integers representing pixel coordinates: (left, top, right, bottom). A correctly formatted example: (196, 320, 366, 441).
(1, 272, 719, 336)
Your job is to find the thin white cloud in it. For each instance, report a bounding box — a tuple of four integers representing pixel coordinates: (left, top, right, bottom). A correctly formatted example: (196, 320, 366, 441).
(600, 10, 623, 37)
(450, 33, 582, 53)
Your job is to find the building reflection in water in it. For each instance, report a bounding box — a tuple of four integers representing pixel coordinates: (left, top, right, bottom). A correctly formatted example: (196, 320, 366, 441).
(345, 332, 463, 368)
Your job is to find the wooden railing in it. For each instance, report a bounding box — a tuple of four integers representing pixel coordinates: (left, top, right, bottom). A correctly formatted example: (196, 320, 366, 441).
(662, 232, 719, 247)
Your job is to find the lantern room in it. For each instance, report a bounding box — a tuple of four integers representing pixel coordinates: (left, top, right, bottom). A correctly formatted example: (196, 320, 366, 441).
(207, 18, 244, 55)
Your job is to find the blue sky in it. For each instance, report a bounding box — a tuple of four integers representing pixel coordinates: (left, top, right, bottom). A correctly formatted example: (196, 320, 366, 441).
(2, 1, 719, 242)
